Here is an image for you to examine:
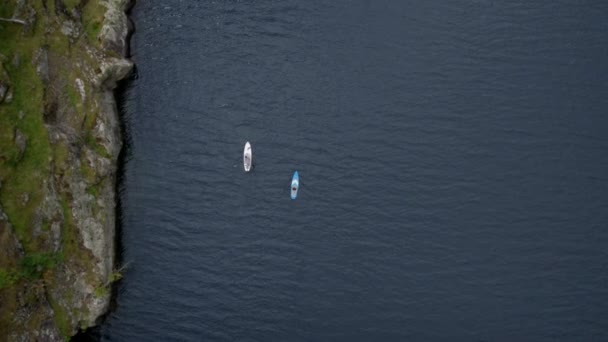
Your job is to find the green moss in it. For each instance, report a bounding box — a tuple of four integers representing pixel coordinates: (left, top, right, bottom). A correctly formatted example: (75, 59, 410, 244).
(0, 2, 15, 19)
(82, 0, 106, 44)
(0, 1, 52, 251)
(47, 294, 72, 339)
(93, 143, 109, 159)
(0, 63, 50, 249)
(80, 152, 98, 185)
(93, 285, 107, 298)
(0, 268, 19, 289)
(0, 286, 18, 334)
(109, 271, 122, 283)
(48, 28, 71, 55)
(58, 193, 97, 284)
(63, 0, 81, 12)
(59, 195, 77, 257)
(0, 252, 60, 290)
(41, 219, 51, 231)
(66, 80, 80, 108)
(85, 20, 101, 43)
(86, 183, 100, 198)
(44, 241, 95, 340)
(84, 130, 110, 159)
(83, 111, 97, 130)
(53, 141, 70, 170)
(19, 252, 59, 280)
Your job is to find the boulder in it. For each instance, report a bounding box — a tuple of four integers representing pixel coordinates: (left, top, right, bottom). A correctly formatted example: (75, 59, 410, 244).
(99, 0, 132, 55)
(94, 57, 133, 90)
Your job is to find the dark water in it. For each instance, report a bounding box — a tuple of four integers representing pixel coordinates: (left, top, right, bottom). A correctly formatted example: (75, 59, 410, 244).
(99, 1, 608, 341)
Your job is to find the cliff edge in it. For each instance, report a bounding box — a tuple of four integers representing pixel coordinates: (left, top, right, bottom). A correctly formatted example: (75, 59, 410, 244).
(0, 0, 132, 340)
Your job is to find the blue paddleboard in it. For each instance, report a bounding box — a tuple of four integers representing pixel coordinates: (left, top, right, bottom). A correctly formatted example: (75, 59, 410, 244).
(290, 171, 299, 200)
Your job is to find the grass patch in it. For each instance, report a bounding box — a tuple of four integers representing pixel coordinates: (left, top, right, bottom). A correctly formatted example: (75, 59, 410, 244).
(0, 75, 50, 247)
(59, 194, 78, 257)
(48, 24, 71, 54)
(41, 219, 50, 231)
(53, 141, 70, 170)
(0, 2, 15, 19)
(0, 268, 19, 289)
(84, 129, 110, 159)
(85, 182, 100, 199)
(80, 153, 96, 182)
(0, 252, 61, 290)
(83, 110, 97, 130)
(63, 0, 81, 12)
(47, 293, 73, 339)
(58, 193, 97, 284)
(0, 5, 52, 251)
(93, 285, 107, 298)
(92, 142, 110, 159)
(85, 20, 101, 42)
(66, 79, 80, 108)
(82, 0, 106, 44)
(20, 252, 60, 280)
(109, 271, 122, 283)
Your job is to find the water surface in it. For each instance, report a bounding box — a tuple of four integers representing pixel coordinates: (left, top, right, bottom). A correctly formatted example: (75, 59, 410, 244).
(100, 1, 608, 340)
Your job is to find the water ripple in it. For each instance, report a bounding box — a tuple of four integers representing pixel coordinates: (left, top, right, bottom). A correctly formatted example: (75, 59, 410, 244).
(101, 0, 608, 341)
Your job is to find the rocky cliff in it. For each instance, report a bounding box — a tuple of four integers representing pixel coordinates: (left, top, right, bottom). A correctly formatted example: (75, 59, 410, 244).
(0, 0, 132, 340)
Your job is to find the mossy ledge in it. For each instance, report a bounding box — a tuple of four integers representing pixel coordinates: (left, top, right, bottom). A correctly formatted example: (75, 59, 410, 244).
(0, 0, 133, 340)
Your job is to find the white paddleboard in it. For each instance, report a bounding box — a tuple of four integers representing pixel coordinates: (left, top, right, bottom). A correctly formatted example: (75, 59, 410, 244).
(243, 141, 252, 172)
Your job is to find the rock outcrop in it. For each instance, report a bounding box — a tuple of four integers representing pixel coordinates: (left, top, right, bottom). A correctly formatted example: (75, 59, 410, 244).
(0, 0, 133, 340)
